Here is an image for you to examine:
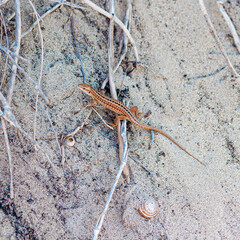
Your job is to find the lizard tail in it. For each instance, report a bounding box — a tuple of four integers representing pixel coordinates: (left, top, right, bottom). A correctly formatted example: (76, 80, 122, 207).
(145, 125, 206, 166)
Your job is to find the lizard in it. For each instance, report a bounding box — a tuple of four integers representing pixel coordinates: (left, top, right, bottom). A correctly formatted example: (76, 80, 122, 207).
(78, 83, 205, 166)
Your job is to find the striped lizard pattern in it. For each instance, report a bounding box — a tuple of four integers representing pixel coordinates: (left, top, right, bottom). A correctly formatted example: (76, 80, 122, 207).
(78, 83, 205, 166)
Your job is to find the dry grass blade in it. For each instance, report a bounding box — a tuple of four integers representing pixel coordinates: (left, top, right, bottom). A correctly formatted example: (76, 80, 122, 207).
(27, 0, 44, 148)
(216, 0, 240, 53)
(0, 92, 59, 175)
(0, 9, 10, 89)
(12, 70, 61, 155)
(198, 0, 239, 79)
(91, 107, 113, 130)
(50, 0, 85, 9)
(1, 118, 14, 199)
(70, 1, 86, 82)
(51, 0, 139, 62)
(5, 52, 49, 104)
(0, 0, 9, 7)
(20, 3, 62, 41)
(93, 117, 128, 240)
(7, 0, 21, 105)
(60, 108, 93, 166)
(114, 0, 132, 73)
(108, 0, 117, 99)
(0, 44, 29, 63)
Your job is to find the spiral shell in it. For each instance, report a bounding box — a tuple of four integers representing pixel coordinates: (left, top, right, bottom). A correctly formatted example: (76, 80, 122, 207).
(65, 136, 75, 147)
(138, 197, 159, 219)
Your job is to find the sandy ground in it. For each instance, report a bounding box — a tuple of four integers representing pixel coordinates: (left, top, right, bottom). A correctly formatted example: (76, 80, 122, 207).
(0, 0, 240, 239)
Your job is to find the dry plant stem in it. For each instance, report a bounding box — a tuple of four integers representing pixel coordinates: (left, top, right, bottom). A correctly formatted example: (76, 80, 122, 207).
(198, 0, 239, 78)
(6, 53, 49, 104)
(114, 0, 131, 73)
(7, 0, 21, 105)
(108, 1, 130, 182)
(93, 118, 128, 240)
(27, 0, 44, 147)
(6, 68, 61, 154)
(0, 44, 29, 63)
(128, 155, 153, 176)
(61, 109, 93, 166)
(0, 91, 19, 126)
(20, 3, 62, 41)
(91, 107, 113, 130)
(0, 10, 10, 89)
(1, 118, 14, 199)
(70, 2, 86, 82)
(101, 0, 131, 90)
(50, 0, 85, 9)
(51, 0, 139, 62)
(66, 108, 93, 137)
(117, 116, 130, 184)
(0, 95, 58, 174)
(216, 0, 240, 53)
(108, 0, 117, 99)
(0, 0, 9, 7)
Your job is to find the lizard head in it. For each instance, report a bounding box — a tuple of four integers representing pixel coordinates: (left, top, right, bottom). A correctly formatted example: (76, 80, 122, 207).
(78, 83, 93, 96)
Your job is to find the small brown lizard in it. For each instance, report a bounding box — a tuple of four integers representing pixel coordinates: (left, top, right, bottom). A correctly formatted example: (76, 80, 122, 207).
(78, 83, 205, 166)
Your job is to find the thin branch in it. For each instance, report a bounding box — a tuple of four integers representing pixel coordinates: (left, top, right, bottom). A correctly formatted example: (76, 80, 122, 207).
(7, 0, 21, 105)
(216, 0, 240, 53)
(70, 1, 86, 82)
(49, 0, 85, 9)
(0, 44, 29, 63)
(16, 71, 62, 155)
(91, 107, 113, 130)
(5, 52, 49, 104)
(117, 100, 130, 184)
(93, 117, 128, 240)
(0, 0, 9, 7)
(0, 10, 10, 89)
(198, 0, 239, 78)
(51, 0, 139, 62)
(27, 0, 44, 146)
(107, 1, 130, 183)
(114, 0, 131, 73)
(0, 93, 59, 175)
(20, 3, 62, 41)
(1, 118, 14, 199)
(101, 0, 132, 89)
(108, 0, 117, 99)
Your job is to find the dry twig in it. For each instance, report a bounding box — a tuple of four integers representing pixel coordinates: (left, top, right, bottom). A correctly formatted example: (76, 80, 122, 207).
(60, 108, 93, 166)
(0, 10, 10, 89)
(5, 52, 49, 104)
(0, 93, 59, 174)
(16, 71, 61, 155)
(0, 44, 29, 63)
(70, 0, 86, 82)
(216, 0, 240, 53)
(0, 0, 9, 7)
(1, 118, 14, 199)
(20, 3, 62, 41)
(93, 116, 128, 240)
(198, 0, 239, 79)
(51, 0, 139, 62)
(7, 0, 21, 105)
(101, 0, 132, 90)
(27, 0, 45, 147)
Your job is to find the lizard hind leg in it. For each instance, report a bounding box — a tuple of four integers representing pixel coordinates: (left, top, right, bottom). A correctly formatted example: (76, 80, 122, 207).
(130, 106, 144, 119)
(105, 115, 128, 128)
(130, 106, 151, 119)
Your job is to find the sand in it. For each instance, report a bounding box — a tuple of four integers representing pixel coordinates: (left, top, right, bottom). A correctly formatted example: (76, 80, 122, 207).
(0, 0, 239, 239)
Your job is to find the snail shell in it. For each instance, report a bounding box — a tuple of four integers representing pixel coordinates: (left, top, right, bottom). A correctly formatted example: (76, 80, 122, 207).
(65, 136, 75, 147)
(138, 197, 159, 219)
